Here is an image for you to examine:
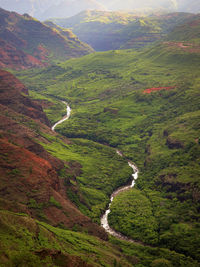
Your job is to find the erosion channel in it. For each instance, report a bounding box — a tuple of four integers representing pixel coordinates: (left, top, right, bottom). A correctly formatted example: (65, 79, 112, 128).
(52, 101, 139, 242)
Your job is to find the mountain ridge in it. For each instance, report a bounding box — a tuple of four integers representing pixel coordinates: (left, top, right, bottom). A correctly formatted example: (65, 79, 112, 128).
(51, 11, 195, 51)
(0, 8, 93, 70)
(0, 0, 199, 20)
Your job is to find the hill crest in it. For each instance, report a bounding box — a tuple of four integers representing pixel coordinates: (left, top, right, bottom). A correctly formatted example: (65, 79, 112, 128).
(0, 8, 93, 69)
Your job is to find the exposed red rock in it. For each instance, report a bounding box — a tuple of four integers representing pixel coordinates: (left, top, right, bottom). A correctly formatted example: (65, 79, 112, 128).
(163, 41, 200, 53)
(0, 69, 28, 94)
(0, 39, 48, 70)
(143, 86, 176, 94)
(0, 70, 108, 240)
(0, 69, 50, 125)
(0, 7, 93, 70)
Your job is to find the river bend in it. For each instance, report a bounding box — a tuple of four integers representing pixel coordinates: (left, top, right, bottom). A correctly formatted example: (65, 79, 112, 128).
(101, 151, 139, 242)
(51, 101, 71, 131)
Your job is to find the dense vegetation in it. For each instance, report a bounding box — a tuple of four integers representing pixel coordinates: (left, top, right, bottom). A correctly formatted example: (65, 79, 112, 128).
(40, 133, 132, 222)
(2, 209, 199, 266)
(0, 9, 197, 266)
(16, 33, 200, 264)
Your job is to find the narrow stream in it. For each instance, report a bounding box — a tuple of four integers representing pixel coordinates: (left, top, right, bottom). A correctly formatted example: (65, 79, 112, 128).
(101, 150, 139, 242)
(51, 101, 71, 131)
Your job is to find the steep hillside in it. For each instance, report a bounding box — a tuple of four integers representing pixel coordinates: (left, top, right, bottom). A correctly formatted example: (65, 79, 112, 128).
(16, 28, 200, 262)
(162, 14, 200, 54)
(0, 8, 93, 70)
(0, 69, 111, 239)
(51, 11, 193, 51)
(0, 70, 49, 125)
(165, 14, 200, 42)
(1, 71, 195, 267)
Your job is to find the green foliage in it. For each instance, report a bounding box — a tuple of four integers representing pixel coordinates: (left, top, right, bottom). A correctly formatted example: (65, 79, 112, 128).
(166, 14, 200, 43)
(0, 211, 133, 266)
(109, 189, 159, 245)
(16, 38, 200, 261)
(40, 135, 132, 222)
(150, 258, 173, 267)
(9, 168, 21, 177)
(49, 196, 62, 209)
(1, 210, 196, 267)
(10, 251, 49, 267)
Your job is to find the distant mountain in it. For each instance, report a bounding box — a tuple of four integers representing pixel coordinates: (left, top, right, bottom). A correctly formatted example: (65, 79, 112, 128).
(176, 0, 200, 13)
(0, 0, 199, 21)
(51, 10, 194, 51)
(166, 14, 200, 42)
(0, 0, 60, 18)
(0, 8, 93, 69)
(0, 0, 106, 20)
(162, 14, 200, 53)
(40, 0, 106, 20)
(99, 0, 200, 13)
(100, 0, 176, 11)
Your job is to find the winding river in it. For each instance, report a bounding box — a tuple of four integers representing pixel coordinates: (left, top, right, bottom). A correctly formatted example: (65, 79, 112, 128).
(100, 151, 139, 242)
(52, 101, 139, 242)
(51, 101, 71, 131)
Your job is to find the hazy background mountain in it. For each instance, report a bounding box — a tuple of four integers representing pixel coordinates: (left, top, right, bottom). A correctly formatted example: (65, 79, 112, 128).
(0, 0, 199, 20)
(50, 11, 194, 51)
(99, 0, 177, 11)
(40, 0, 106, 20)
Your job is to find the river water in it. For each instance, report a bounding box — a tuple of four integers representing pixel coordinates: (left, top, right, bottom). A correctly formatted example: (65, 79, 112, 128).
(51, 101, 71, 131)
(101, 150, 139, 241)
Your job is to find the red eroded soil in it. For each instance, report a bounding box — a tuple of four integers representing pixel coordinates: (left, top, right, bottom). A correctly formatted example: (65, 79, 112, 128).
(163, 42, 200, 53)
(34, 44, 49, 61)
(0, 107, 107, 240)
(143, 86, 176, 94)
(0, 39, 48, 70)
(0, 69, 28, 94)
(0, 71, 108, 240)
(0, 69, 50, 126)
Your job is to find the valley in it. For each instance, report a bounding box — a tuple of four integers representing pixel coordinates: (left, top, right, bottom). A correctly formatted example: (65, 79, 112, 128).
(0, 4, 200, 267)
(15, 41, 200, 264)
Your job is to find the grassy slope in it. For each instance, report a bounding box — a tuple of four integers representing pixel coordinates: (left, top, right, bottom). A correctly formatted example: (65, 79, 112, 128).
(1, 210, 198, 267)
(0, 210, 130, 267)
(166, 14, 200, 43)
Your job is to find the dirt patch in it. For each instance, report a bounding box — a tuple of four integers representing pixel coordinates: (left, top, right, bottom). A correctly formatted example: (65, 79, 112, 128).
(163, 42, 200, 54)
(143, 86, 175, 94)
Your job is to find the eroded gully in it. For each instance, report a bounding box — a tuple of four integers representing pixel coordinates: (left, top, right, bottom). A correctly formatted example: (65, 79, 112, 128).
(52, 101, 140, 243)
